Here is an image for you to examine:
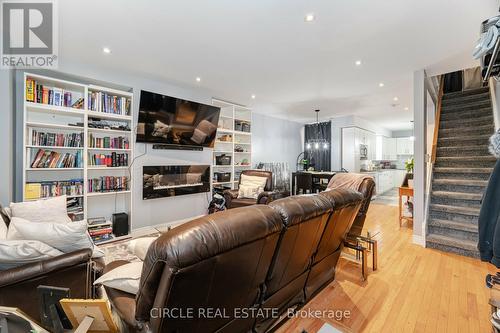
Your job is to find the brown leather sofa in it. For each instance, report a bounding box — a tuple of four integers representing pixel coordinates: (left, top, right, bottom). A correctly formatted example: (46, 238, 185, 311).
(104, 189, 363, 332)
(0, 248, 94, 322)
(223, 170, 289, 209)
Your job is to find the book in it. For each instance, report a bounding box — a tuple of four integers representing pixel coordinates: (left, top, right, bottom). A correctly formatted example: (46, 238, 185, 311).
(25, 183, 41, 200)
(26, 78, 35, 102)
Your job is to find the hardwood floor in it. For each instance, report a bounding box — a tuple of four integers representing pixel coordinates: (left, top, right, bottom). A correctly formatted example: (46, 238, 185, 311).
(277, 203, 495, 333)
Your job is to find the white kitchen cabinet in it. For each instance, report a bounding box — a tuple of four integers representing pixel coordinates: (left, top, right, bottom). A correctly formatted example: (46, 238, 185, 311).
(377, 136, 397, 160)
(342, 127, 376, 172)
(397, 137, 414, 155)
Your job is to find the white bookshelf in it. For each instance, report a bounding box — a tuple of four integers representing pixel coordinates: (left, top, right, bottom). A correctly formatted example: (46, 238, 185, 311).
(211, 99, 252, 190)
(22, 72, 134, 242)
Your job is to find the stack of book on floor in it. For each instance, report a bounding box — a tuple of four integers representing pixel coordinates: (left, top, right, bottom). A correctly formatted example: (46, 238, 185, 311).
(87, 217, 113, 244)
(25, 78, 82, 108)
(31, 149, 83, 168)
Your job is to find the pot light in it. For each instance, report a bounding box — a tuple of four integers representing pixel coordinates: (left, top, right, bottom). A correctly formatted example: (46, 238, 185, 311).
(379, 82, 385, 87)
(103, 47, 111, 54)
(404, 106, 409, 111)
(409, 136, 415, 141)
(393, 97, 399, 101)
(305, 13, 315, 22)
(355, 60, 362, 66)
(251, 94, 256, 99)
(196, 77, 201, 82)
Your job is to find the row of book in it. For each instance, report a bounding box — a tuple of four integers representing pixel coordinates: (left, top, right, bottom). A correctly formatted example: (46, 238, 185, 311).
(88, 176, 129, 193)
(88, 134, 129, 149)
(25, 78, 83, 108)
(24, 179, 84, 200)
(88, 91, 131, 116)
(31, 149, 83, 168)
(88, 153, 128, 167)
(29, 130, 83, 148)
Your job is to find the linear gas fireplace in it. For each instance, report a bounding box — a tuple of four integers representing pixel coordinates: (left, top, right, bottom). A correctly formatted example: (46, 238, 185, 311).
(143, 165, 211, 200)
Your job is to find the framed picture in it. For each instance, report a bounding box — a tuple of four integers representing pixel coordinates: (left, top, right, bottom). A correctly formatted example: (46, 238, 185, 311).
(59, 299, 118, 333)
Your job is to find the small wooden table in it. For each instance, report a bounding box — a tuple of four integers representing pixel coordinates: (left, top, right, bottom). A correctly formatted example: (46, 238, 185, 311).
(399, 186, 414, 227)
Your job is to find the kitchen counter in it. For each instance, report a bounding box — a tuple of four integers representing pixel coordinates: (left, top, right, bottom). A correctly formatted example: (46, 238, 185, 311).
(359, 169, 407, 195)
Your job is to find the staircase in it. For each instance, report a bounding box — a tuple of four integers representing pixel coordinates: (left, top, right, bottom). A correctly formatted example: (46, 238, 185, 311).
(426, 86, 495, 257)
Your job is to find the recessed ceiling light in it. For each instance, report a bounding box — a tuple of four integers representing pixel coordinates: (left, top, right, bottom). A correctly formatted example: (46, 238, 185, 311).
(251, 94, 256, 99)
(102, 47, 111, 54)
(305, 13, 315, 22)
(404, 106, 409, 111)
(196, 77, 201, 82)
(355, 60, 362, 66)
(393, 97, 399, 101)
(378, 82, 384, 87)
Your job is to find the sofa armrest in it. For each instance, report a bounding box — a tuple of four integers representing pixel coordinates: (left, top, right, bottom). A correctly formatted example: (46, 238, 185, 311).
(223, 189, 239, 208)
(0, 248, 92, 288)
(257, 190, 290, 204)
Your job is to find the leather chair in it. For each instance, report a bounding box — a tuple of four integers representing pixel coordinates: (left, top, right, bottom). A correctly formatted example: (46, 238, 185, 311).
(103, 190, 365, 332)
(105, 205, 283, 333)
(223, 170, 288, 209)
(0, 248, 94, 323)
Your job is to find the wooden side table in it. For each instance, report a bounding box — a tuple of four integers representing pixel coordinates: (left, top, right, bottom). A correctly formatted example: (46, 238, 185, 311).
(399, 186, 414, 227)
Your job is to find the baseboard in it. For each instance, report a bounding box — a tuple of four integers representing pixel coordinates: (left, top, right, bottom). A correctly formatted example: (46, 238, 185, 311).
(412, 234, 426, 247)
(131, 215, 205, 238)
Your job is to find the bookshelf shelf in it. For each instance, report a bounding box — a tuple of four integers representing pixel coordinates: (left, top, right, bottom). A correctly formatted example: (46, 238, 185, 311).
(87, 148, 131, 152)
(211, 99, 252, 191)
(23, 72, 134, 244)
(26, 145, 84, 150)
(87, 190, 131, 197)
(26, 122, 84, 131)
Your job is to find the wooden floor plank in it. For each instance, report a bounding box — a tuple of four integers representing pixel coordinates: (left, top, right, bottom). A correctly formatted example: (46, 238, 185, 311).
(277, 203, 495, 333)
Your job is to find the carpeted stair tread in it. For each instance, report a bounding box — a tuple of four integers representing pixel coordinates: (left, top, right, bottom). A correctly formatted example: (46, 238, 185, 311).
(438, 134, 491, 142)
(440, 107, 492, 120)
(441, 91, 490, 106)
(429, 219, 478, 233)
(436, 156, 496, 162)
(430, 204, 480, 216)
(436, 146, 490, 156)
(439, 115, 493, 128)
(441, 101, 491, 113)
(433, 178, 488, 186)
(431, 191, 483, 201)
(439, 124, 494, 137)
(442, 87, 489, 100)
(434, 167, 493, 174)
(426, 235, 477, 252)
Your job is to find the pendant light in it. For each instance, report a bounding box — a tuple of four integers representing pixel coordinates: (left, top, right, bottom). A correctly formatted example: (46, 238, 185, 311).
(306, 109, 329, 150)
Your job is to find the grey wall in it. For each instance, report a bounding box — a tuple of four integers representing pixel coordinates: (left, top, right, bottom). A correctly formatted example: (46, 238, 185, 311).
(3, 64, 302, 230)
(251, 113, 303, 170)
(0, 70, 14, 206)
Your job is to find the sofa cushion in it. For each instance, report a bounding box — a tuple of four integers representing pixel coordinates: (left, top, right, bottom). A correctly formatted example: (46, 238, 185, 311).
(9, 196, 71, 224)
(95, 261, 143, 295)
(0, 240, 64, 270)
(7, 217, 98, 257)
(127, 237, 158, 261)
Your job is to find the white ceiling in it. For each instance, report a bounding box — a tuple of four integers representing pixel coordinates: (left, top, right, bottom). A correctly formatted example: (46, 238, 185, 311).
(59, 0, 498, 130)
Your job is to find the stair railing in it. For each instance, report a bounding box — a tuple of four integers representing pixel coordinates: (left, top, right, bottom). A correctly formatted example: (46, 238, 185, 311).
(430, 76, 445, 164)
(489, 77, 500, 131)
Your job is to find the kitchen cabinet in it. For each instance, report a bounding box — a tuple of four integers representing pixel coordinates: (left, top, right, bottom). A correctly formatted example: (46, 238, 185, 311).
(397, 137, 414, 155)
(379, 136, 397, 160)
(342, 127, 376, 172)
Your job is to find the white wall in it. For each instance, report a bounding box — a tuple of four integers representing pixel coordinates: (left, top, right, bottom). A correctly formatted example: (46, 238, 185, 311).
(7, 64, 301, 230)
(413, 69, 426, 244)
(0, 70, 14, 206)
(251, 113, 303, 170)
(330, 115, 392, 171)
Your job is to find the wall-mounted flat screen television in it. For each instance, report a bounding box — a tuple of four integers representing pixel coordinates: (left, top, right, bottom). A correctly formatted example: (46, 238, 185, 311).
(136, 90, 220, 148)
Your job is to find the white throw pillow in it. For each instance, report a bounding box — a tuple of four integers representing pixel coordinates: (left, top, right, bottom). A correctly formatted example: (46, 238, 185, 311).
(10, 196, 71, 224)
(8, 217, 94, 255)
(0, 216, 7, 240)
(238, 174, 268, 199)
(93, 261, 143, 295)
(127, 237, 158, 261)
(0, 240, 63, 270)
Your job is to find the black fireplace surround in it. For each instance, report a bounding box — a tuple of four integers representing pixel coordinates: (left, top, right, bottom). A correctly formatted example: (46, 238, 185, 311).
(143, 165, 210, 200)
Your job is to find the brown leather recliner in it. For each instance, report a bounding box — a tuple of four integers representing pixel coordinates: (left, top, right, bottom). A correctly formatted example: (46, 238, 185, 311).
(104, 190, 364, 333)
(0, 248, 94, 322)
(346, 178, 376, 239)
(223, 170, 289, 209)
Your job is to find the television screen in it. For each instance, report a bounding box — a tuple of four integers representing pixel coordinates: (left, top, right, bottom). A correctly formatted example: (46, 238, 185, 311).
(136, 90, 220, 148)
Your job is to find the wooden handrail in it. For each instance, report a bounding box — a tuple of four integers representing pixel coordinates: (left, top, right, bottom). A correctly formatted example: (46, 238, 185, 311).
(431, 76, 445, 164)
